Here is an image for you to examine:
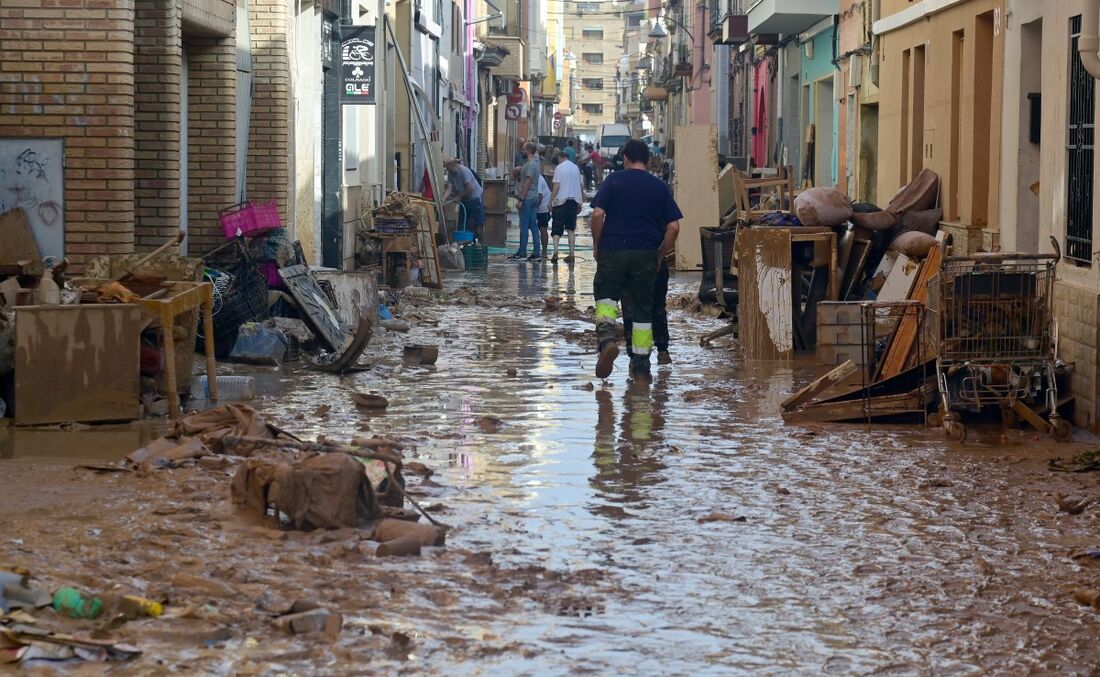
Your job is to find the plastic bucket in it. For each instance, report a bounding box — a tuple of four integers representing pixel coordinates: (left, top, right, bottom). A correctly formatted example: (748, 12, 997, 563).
(453, 230, 475, 243)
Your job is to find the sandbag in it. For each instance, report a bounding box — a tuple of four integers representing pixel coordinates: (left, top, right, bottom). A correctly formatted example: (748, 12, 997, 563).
(851, 210, 896, 231)
(370, 518, 446, 546)
(794, 187, 853, 227)
(438, 244, 466, 271)
(889, 231, 937, 259)
(231, 452, 381, 530)
(885, 169, 940, 216)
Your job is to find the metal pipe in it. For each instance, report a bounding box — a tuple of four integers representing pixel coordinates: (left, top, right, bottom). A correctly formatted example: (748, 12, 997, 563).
(1081, 0, 1100, 79)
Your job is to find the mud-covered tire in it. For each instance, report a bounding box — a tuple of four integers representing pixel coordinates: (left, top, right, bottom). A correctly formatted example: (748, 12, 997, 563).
(1051, 416, 1073, 443)
(944, 419, 967, 443)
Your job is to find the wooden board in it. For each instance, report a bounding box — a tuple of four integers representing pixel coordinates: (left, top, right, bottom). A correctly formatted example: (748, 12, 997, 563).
(312, 270, 380, 329)
(781, 387, 932, 424)
(782, 360, 857, 411)
(879, 242, 941, 378)
(408, 199, 443, 289)
(672, 124, 720, 271)
(14, 305, 144, 424)
(736, 228, 793, 359)
(279, 264, 347, 352)
(0, 208, 44, 277)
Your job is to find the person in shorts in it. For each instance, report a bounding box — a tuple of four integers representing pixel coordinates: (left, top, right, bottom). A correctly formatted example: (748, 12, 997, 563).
(548, 149, 583, 264)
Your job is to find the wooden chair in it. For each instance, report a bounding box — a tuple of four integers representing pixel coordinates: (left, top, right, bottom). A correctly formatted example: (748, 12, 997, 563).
(725, 166, 794, 225)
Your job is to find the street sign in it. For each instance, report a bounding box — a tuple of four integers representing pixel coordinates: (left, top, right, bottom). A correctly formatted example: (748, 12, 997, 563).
(506, 86, 525, 105)
(340, 25, 376, 105)
(554, 111, 563, 120)
(505, 103, 522, 120)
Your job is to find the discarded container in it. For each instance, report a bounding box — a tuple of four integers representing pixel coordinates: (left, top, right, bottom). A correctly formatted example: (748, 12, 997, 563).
(52, 587, 104, 619)
(462, 244, 488, 270)
(275, 608, 343, 635)
(229, 322, 287, 365)
(376, 537, 422, 557)
(118, 595, 163, 618)
(191, 375, 256, 401)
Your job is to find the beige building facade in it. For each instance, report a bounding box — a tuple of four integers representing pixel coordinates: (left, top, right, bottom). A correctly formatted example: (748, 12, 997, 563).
(874, 0, 1005, 252)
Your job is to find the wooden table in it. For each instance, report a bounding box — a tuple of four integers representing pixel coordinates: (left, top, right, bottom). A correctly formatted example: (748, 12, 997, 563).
(75, 279, 218, 418)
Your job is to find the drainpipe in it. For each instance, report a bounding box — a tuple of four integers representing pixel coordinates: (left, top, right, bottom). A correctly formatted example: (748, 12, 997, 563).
(1081, 0, 1100, 79)
(869, 0, 880, 86)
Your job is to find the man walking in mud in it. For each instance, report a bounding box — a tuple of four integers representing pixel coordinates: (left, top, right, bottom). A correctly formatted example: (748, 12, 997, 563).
(590, 139, 682, 378)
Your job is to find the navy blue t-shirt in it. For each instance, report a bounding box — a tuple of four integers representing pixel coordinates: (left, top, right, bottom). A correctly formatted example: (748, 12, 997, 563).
(591, 168, 683, 251)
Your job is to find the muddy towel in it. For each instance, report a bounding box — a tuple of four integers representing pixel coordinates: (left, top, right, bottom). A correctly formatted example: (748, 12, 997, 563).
(231, 453, 380, 530)
(174, 404, 274, 454)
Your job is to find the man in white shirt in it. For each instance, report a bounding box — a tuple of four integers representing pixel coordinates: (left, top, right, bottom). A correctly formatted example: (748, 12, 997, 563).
(548, 150, 583, 264)
(536, 174, 552, 256)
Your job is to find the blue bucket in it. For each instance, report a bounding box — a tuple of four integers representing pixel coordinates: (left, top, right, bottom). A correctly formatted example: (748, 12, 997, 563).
(453, 230, 475, 243)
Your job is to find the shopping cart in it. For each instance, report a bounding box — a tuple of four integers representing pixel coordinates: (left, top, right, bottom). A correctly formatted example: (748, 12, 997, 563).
(933, 250, 1069, 442)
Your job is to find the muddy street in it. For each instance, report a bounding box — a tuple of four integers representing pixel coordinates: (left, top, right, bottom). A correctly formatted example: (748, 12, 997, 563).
(3, 252, 1100, 673)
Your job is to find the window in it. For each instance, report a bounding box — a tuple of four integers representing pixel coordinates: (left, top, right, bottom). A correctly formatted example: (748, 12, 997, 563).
(1068, 14, 1095, 264)
(576, 1, 600, 11)
(452, 2, 464, 52)
(582, 52, 603, 65)
(582, 78, 603, 89)
(582, 103, 603, 114)
(626, 12, 644, 28)
(582, 27, 604, 39)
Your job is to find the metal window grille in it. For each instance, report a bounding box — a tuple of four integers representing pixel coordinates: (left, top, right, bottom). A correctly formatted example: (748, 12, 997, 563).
(1067, 14, 1096, 265)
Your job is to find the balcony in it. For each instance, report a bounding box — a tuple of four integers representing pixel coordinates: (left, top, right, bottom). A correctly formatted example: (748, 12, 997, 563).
(483, 36, 526, 80)
(747, 0, 838, 36)
(709, 0, 750, 44)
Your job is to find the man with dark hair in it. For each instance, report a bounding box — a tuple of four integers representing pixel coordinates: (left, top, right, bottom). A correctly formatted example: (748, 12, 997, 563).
(509, 141, 543, 261)
(590, 138, 682, 378)
(564, 138, 577, 164)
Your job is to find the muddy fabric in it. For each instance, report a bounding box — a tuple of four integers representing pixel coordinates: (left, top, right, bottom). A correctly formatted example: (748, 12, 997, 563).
(885, 169, 940, 216)
(231, 453, 379, 530)
(897, 208, 943, 237)
(889, 231, 937, 259)
(174, 404, 273, 454)
(794, 187, 853, 227)
(851, 210, 896, 231)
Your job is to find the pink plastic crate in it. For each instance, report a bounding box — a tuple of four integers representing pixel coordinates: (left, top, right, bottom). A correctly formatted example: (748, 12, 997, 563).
(220, 200, 282, 239)
(259, 261, 284, 289)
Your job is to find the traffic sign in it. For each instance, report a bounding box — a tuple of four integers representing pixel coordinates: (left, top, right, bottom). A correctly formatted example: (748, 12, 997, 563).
(505, 103, 522, 120)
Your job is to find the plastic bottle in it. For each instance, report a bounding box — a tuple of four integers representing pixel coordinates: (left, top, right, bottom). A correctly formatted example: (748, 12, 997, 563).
(52, 587, 104, 619)
(190, 375, 256, 401)
(38, 274, 60, 305)
(118, 594, 163, 618)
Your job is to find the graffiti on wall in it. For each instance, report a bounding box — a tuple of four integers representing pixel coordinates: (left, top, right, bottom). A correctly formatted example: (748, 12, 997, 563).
(0, 139, 65, 260)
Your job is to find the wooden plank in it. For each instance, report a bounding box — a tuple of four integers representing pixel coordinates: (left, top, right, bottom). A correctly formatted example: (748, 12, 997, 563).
(736, 228, 793, 359)
(672, 124, 720, 270)
(879, 242, 942, 378)
(408, 198, 443, 289)
(279, 265, 347, 352)
(781, 390, 926, 424)
(782, 360, 858, 411)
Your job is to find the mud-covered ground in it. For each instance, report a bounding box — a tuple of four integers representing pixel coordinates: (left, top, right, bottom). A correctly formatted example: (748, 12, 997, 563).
(3, 230, 1100, 674)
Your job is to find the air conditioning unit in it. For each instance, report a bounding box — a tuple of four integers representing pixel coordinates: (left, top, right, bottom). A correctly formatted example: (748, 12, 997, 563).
(849, 54, 863, 88)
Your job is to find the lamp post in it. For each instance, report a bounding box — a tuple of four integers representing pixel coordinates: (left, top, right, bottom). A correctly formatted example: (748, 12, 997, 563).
(648, 16, 695, 43)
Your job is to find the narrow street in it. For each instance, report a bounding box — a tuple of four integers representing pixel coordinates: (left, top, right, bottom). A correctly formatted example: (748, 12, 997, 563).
(3, 230, 1100, 673)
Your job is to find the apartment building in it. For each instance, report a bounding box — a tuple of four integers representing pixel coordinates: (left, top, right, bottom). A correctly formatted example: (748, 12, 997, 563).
(564, 0, 621, 138)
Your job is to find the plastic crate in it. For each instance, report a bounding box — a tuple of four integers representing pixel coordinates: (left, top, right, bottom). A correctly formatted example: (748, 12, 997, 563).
(220, 200, 282, 239)
(461, 244, 488, 270)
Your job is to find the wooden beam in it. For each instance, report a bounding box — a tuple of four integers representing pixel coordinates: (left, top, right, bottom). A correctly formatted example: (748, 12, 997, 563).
(879, 241, 942, 378)
(782, 359, 858, 411)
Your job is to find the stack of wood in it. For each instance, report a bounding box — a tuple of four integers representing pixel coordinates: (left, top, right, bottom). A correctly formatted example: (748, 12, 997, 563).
(781, 232, 948, 424)
(367, 192, 443, 290)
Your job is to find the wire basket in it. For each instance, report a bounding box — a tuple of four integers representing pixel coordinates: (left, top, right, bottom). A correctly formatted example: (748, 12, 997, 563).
(375, 215, 412, 236)
(220, 200, 282, 239)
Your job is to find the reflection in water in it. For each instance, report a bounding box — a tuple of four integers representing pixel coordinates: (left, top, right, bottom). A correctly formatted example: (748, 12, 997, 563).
(591, 373, 669, 515)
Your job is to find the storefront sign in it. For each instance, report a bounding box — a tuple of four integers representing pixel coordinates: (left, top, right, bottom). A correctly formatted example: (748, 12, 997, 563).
(341, 25, 376, 105)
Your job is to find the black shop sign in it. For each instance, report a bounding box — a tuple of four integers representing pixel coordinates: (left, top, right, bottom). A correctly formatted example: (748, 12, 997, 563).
(341, 25, 376, 105)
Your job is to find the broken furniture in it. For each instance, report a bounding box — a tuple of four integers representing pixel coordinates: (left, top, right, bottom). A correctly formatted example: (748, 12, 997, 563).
(14, 305, 146, 425)
(734, 226, 839, 359)
(481, 178, 508, 247)
(71, 280, 218, 419)
(672, 124, 720, 270)
(277, 265, 375, 373)
(722, 166, 795, 226)
(0, 209, 45, 279)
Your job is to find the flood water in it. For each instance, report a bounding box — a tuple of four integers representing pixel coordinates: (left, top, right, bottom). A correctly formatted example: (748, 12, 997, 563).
(2, 233, 1100, 674)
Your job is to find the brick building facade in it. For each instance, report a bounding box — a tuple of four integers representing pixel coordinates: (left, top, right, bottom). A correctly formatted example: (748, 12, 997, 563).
(0, 0, 291, 265)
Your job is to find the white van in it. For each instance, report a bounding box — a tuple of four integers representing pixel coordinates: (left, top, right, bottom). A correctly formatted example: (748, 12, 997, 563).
(597, 123, 632, 159)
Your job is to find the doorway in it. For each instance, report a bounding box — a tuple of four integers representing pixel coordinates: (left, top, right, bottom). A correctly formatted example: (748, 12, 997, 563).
(1016, 18, 1042, 252)
(859, 102, 879, 203)
(814, 76, 834, 187)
